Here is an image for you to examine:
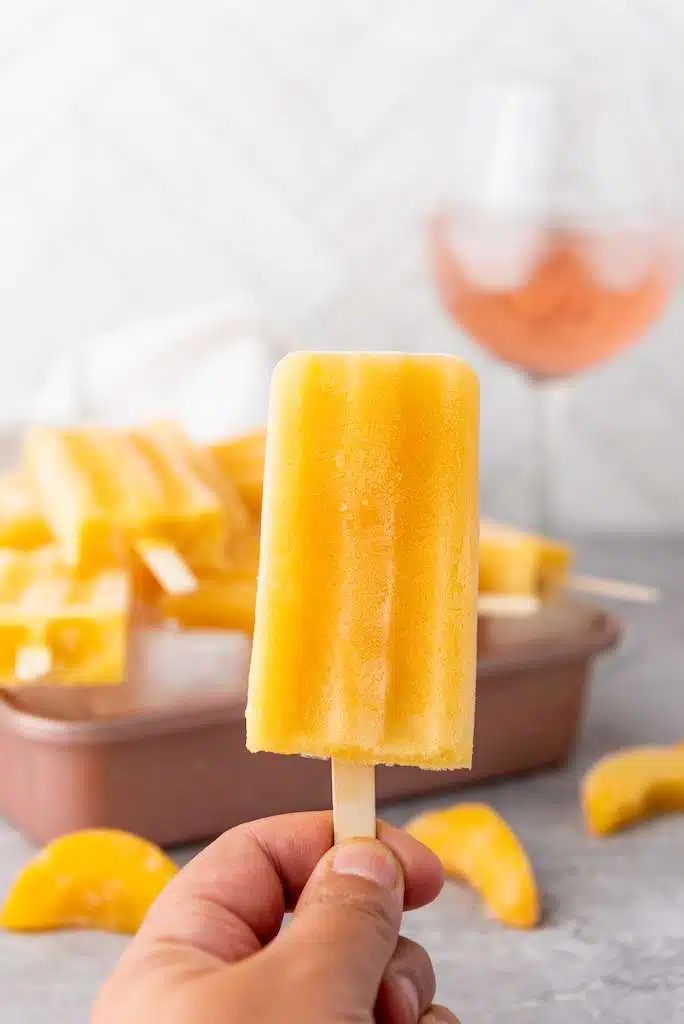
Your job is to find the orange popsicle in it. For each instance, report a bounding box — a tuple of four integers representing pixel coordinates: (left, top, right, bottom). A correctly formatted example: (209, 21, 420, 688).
(160, 570, 257, 633)
(209, 430, 266, 519)
(0, 547, 130, 686)
(247, 352, 480, 771)
(478, 521, 657, 608)
(479, 520, 572, 597)
(0, 470, 51, 550)
(25, 423, 250, 591)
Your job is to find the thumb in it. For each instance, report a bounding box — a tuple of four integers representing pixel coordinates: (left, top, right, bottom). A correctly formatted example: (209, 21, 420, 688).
(274, 839, 403, 1015)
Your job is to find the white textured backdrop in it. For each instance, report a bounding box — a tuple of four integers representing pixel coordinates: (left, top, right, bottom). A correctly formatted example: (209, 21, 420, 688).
(1, 0, 683, 530)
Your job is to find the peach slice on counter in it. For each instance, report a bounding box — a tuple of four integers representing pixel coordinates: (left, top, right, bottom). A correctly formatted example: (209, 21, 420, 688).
(405, 803, 540, 929)
(582, 745, 684, 836)
(1, 829, 177, 934)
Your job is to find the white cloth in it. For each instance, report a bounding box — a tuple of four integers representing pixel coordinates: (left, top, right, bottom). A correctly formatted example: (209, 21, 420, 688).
(30, 299, 282, 443)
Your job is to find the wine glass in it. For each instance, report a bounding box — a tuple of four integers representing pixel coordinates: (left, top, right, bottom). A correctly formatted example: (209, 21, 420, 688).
(431, 76, 679, 531)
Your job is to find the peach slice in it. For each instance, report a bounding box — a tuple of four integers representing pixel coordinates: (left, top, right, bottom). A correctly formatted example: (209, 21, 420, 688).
(406, 803, 540, 929)
(582, 745, 684, 836)
(2, 829, 177, 934)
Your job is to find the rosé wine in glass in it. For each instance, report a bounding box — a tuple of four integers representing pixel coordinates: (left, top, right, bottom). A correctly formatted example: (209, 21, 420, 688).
(432, 215, 676, 379)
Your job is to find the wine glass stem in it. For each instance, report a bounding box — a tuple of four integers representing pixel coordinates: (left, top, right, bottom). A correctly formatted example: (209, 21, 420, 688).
(533, 378, 567, 535)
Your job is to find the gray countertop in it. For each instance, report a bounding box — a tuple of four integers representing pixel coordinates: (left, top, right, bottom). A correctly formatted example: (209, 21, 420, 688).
(1, 536, 682, 1023)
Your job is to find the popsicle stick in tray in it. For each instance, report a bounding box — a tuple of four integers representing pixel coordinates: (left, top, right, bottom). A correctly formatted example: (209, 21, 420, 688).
(136, 539, 198, 596)
(479, 522, 659, 607)
(477, 574, 659, 619)
(332, 760, 377, 842)
(15, 644, 52, 683)
(569, 574, 660, 604)
(477, 594, 542, 617)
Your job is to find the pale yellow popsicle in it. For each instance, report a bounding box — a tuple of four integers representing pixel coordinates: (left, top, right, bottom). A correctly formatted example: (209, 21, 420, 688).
(25, 423, 250, 578)
(209, 431, 266, 519)
(0, 471, 51, 550)
(160, 570, 257, 633)
(246, 351, 479, 770)
(0, 547, 130, 686)
(479, 521, 573, 597)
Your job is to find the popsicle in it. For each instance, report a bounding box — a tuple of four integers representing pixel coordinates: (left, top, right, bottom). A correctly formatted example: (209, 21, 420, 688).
(137, 421, 252, 576)
(0, 547, 130, 686)
(160, 570, 257, 633)
(25, 423, 250, 593)
(209, 430, 266, 519)
(0, 470, 51, 550)
(246, 352, 479, 841)
(479, 521, 572, 600)
(161, 524, 261, 631)
(479, 520, 658, 608)
(224, 527, 260, 575)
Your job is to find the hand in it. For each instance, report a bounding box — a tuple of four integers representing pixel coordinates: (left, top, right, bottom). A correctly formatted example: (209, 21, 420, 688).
(93, 811, 459, 1023)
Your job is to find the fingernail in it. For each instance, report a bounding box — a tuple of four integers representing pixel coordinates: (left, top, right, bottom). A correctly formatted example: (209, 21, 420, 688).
(421, 1007, 461, 1024)
(332, 840, 398, 889)
(395, 974, 420, 1020)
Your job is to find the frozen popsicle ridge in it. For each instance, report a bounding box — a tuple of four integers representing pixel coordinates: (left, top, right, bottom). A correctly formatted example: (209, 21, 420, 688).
(319, 357, 400, 755)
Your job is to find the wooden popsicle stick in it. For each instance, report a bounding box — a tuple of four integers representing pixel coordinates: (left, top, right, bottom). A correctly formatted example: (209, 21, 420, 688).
(332, 760, 376, 843)
(569, 574, 660, 604)
(15, 644, 52, 684)
(477, 594, 541, 618)
(136, 539, 198, 596)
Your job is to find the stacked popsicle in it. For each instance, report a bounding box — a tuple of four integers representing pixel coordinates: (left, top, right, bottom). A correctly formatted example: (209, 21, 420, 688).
(0, 393, 655, 688)
(159, 435, 264, 633)
(0, 422, 259, 686)
(478, 520, 659, 610)
(0, 547, 130, 686)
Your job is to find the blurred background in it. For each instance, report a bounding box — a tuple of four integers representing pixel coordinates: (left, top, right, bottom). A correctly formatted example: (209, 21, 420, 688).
(1, 0, 683, 530)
